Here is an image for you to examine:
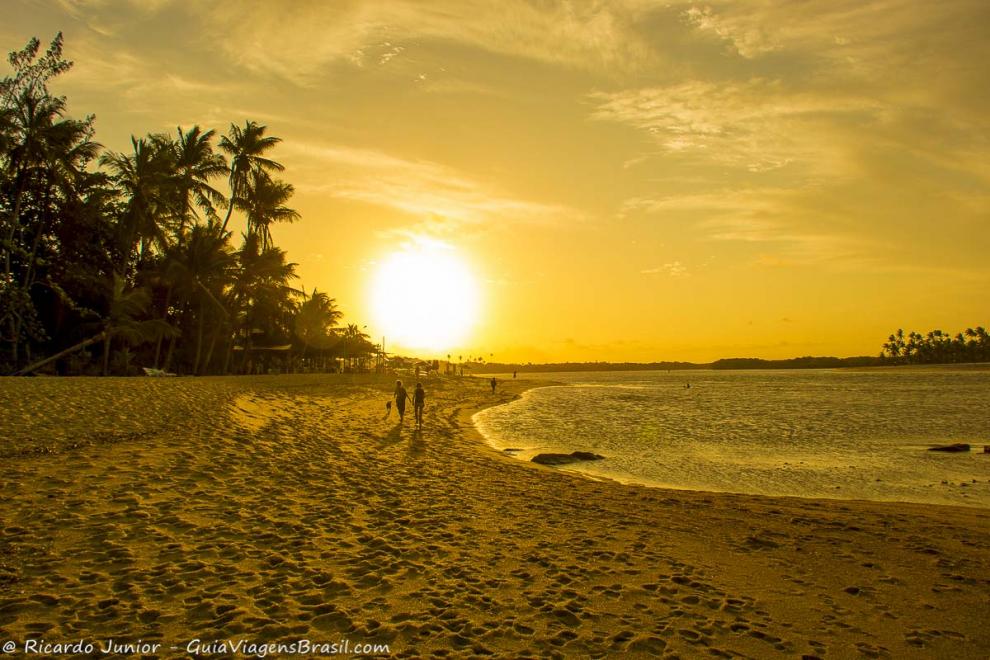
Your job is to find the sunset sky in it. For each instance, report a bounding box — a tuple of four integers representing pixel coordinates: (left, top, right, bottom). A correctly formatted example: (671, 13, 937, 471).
(5, 0, 989, 362)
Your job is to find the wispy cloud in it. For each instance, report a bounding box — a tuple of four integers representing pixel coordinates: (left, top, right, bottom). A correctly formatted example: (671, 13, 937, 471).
(624, 189, 881, 269)
(680, 0, 989, 75)
(55, 0, 174, 35)
(183, 0, 658, 84)
(285, 143, 576, 234)
(641, 261, 689, 278)
(590, 81, 881, 175)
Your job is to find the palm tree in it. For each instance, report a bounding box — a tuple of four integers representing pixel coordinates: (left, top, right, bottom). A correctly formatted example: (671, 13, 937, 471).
(100, 136, 176, 272)
(164, 125, 228, 237)
(226, 233, 300, 373)
(882, 328, 906, 362)
(338, 323, 372, 370)
(295, 288, 342, 352)
(217, 121, 283, 233)
(161, 223, 235, 374)
(236, 169, 299, 249)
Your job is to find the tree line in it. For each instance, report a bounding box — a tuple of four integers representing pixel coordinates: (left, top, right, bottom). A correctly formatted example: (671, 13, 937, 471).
(478, 327, 990, 373)
(880, 327, 990, 365)
(1, 34, 377, 376)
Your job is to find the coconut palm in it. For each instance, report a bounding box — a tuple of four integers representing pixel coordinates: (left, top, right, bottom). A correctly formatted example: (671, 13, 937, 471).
(100, 136, 177, 272)
(217, 121, 283, 233)
(162, 125, 228, 238)
(339, 323, 374, 370)
(235, 169, 299, 249)
(226, 233, 300, 372)
(295, 288, 342, 351)
(161, 223, 235, 373)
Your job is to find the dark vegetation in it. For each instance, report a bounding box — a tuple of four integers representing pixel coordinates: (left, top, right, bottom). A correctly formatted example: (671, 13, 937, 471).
(1, 34, 378, 375)
(475, 327, 989, 374)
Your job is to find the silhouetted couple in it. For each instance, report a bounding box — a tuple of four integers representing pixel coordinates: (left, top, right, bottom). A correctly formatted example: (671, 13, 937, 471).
(394, 380, 425, 429)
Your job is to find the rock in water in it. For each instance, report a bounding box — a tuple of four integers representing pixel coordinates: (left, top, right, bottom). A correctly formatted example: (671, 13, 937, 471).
(928, 443, 971, 453)
(532, 451, 605, 466)
(570, 451, 605, 461)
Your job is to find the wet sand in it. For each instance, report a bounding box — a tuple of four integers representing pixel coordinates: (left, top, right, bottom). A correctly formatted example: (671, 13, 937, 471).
(1, 375, 988, 658)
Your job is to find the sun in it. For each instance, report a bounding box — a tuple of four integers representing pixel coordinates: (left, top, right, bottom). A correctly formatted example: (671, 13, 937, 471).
(370, 242, 480, 352)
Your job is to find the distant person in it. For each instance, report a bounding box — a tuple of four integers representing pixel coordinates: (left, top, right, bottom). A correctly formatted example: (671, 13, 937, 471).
(490, 377, 497, 394)
(394, 380, 410, 422)
(513, 370, 517, 379)
(413, 382, 426, 429)
(415, 364, 420, 379)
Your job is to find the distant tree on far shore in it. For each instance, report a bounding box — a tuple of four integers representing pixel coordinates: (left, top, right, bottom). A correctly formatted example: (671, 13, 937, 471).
(881, 326, 989, 364)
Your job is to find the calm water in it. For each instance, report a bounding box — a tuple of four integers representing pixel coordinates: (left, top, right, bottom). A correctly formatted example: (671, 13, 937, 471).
(474, 369, 990, 507)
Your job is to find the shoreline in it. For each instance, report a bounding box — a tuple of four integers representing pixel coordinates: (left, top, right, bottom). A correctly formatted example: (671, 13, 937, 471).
(472, 362, 990, 376)
(471, 380, 990, 514)
(2, 375, 989, 657)
(470, 378, 990, 511)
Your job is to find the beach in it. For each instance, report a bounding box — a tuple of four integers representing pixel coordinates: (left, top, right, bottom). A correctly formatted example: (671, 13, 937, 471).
(1, 375, 989, 658)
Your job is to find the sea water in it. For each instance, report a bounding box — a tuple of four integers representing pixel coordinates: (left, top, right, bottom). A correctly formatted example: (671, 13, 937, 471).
(473, 368, 990, 507)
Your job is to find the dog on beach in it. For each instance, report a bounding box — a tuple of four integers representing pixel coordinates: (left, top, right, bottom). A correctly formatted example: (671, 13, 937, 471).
(385, 400, 392, 419)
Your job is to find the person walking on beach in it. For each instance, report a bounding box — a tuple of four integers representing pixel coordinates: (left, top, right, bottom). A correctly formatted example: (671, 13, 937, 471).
(394, 380, 410, 422)
(490, 377, 497, 394)
(413, 382, 425, 429)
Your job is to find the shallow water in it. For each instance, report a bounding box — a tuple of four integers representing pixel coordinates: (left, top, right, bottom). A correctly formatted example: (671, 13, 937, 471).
(474, 369, 990, 507)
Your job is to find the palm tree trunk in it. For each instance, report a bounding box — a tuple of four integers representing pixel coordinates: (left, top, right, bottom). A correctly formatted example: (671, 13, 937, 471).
(220, 176, 237, 232)
(193, 299, 206, 375)
(102, 332, 112, 376)
(222, 332, 234, 375)
(202, 319, 224, 375)
(7, 318, 19, 368)
(14, 330, 108, 376)
(153, 285, 173, 368)
(163, 333, 177, 372)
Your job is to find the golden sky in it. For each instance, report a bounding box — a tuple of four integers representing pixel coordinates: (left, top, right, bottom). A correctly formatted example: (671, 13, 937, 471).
(6, 0, 989, 362)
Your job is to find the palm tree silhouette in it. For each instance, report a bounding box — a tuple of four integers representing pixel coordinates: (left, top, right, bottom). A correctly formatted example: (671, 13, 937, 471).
(218, 121, 283, 233)
(295, 288, 342, 356)
(162, 223, 235, 373)
(235, 169, 299, 249)
(100, 136, 174, 272)
(165, 125, 228, 236)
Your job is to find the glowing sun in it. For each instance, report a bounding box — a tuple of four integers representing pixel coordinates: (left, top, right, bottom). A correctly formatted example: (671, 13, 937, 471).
(370, 243, 480, 351)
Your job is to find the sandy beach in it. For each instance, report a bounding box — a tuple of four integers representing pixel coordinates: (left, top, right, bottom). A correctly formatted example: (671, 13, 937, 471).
(1, 375, 989, 658)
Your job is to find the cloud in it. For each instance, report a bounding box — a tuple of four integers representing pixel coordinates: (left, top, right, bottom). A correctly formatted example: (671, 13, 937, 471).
(182, 0, 658, 83)
(641, 261, 689, 278)
(682, 5, 778, 59)
(284, 143, 576, 234)
(624, 188, 881, 269)
(592, 1, 989, 184)
(680, 0, 989, 73)
(57, 36, 242, 115)
(55, 0, 174, 35)
(590, 80, 881, 175)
